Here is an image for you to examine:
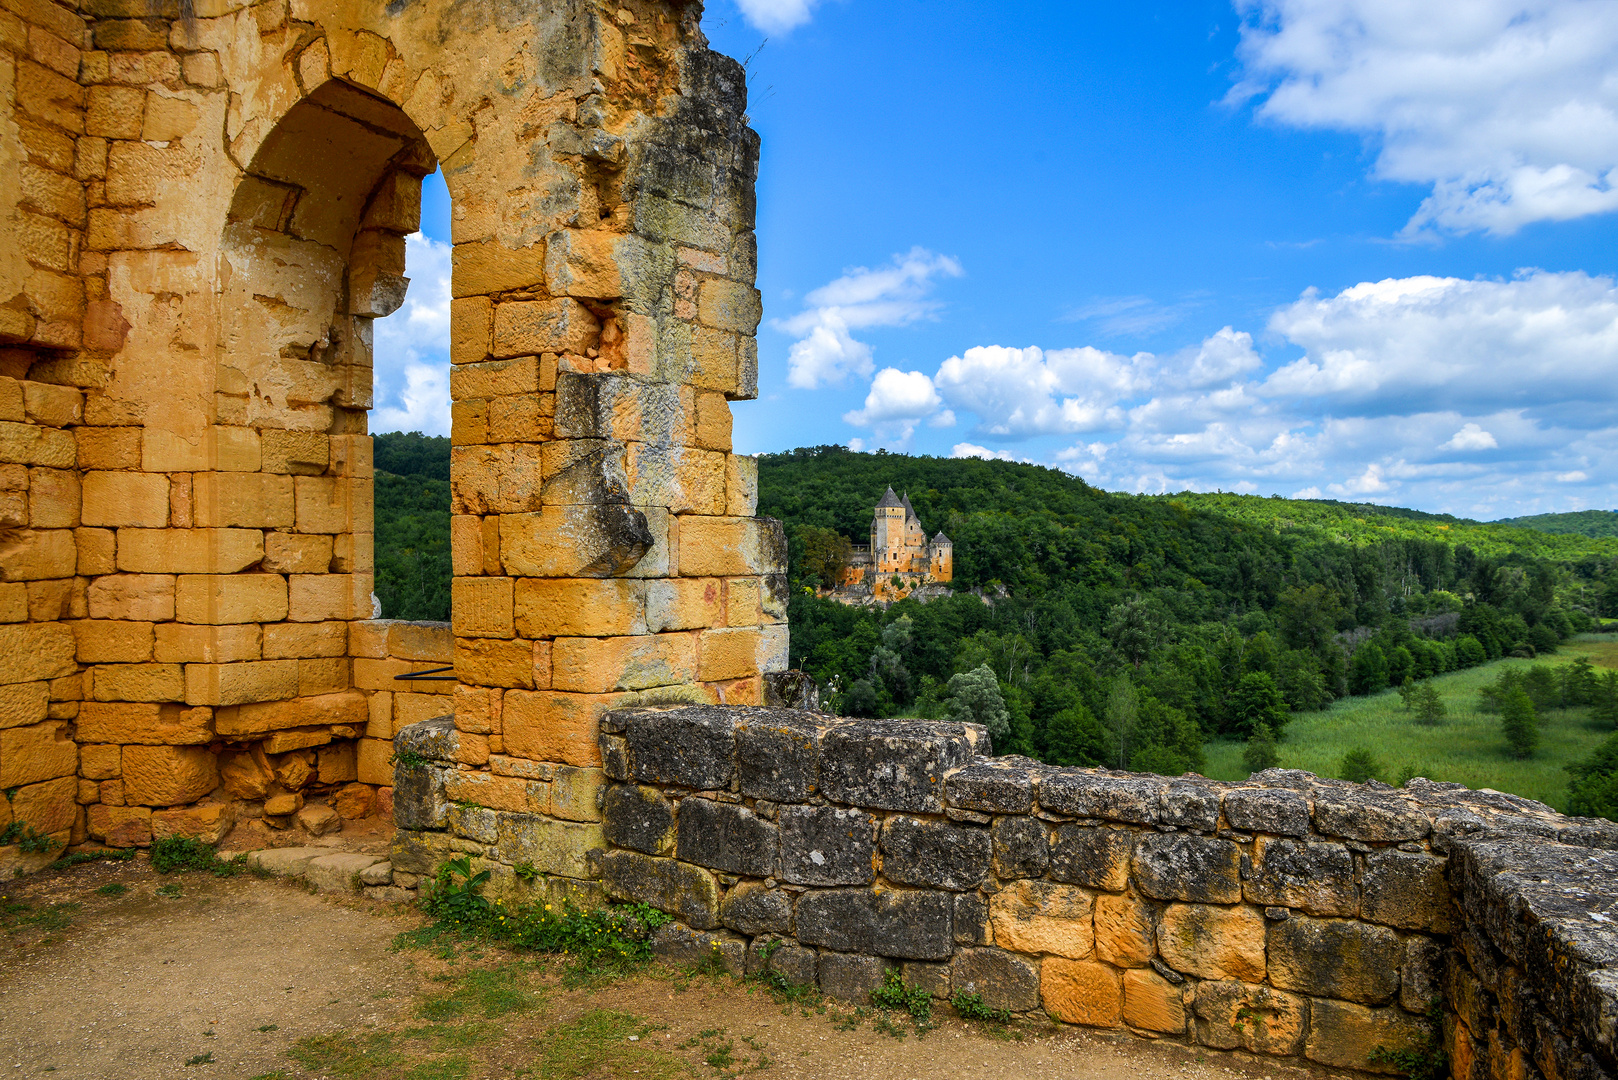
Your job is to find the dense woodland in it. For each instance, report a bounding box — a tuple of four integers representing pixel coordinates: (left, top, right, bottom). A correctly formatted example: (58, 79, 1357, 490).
(372, 434, 1618, 813)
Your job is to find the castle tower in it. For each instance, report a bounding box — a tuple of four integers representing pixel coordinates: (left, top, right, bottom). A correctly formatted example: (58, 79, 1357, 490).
(929, 531, 954, 582)
(871, 487, 906, 574)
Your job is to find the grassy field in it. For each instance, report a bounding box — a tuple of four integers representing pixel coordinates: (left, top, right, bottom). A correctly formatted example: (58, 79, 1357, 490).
(1203, 636, 1618, 811)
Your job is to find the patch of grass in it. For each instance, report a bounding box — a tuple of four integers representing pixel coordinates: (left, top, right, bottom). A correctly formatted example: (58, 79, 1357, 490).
(288, 1031, 406, 1076)
(3, 901, 80, 937)
(256, 1024, 279, 1032)
(96, 883, 129, 897)
(401, 1058, 472, 1080)
(1204, 640, 1618, 809)
(155, 883, 182, 899)
(50, 848, 137, 871)
(183, 1052, 214, 1066)
(416, 965, 541, 1022)
(150, 837, 253, 877)
(248, 1073, 290, 1080)
(531, 1010, 686, 1080)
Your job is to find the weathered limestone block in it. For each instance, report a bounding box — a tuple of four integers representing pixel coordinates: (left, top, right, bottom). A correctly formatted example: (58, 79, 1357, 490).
(603, 784, 676, 855)
(448, 803, 500, 843)
(1049, 824, 1131, 891)
(947, 760, 1034, 815)
(879, 815, 990, 891)
(1094, 891, 1157, 967)
(390, 829, 455, 875)
(116, 528, 263, 574)
(618, 705, 735, 789)
(121, 744, 218, 806)
(1156, 902, 1266, 982)
(79, 743, 122, 780)
(87, 804, 152, 848)
(1401, 936, 1446, 1012)
(152, 802, 234, 843)
(77, 702, 212, 744)
(497, 814, 604, 879)
(988, 879, 1094, 959)
(1193, 981, 1308, 1055)
(549, 766, 604, 823)
(86, 574, 174, 621)
(676, 795, 778, 877)
(1039, 770, 1163, 824)
(91, 662, 184, 702)
(1041, 958, 1122, 1027)
(442, 771, 546, 815)
(550, 633, 692, 693)
(778, 804, 874, 886)
(1306, 998, 1434, 1072)
(955, 891, 991, 946)
(305, 852, 387, 894)
(1, 530, 78, 582)
(0, 681, 50, 729)
(1123, 968, 1187, 1034)
(651, 922, 747, 973)
(0, 721, 78, 787)
(795, 887, 954, 961)
(722, 881, 794, 936)
(595, 850, 720, 929)
(1132, 833, 1241, 904)
(819, 719, 974, 813)
(0, 623, 78, 684)
(734, 709, 820, 800)
(952, 948, 1040, 1012)
(1312, 789, 1430, 842)
(213, 691, 366, 736)
(818, 952, 887, 1002)
(10, 776, 78, 834)
(395, 716, 460, 764)
(392, 762, 450, 831)
(990, 815, 1049, 880)
(1361, 849, 1450, 932)
(1267, 915, 1404, 1005)
(746, 937, 817, 986)
(1242, 837, 1357, 915)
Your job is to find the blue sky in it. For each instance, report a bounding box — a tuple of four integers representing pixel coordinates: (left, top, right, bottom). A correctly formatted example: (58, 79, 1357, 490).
(375, 0, 1618, 520)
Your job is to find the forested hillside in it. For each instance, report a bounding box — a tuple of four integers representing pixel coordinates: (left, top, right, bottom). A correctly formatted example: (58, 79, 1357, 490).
(762, 446, 1618, 782)
(1495, 509, 1618, 539)
(373, 432, 451, 621)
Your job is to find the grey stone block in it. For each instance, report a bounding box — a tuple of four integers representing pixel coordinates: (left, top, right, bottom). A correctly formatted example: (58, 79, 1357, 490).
(1224, 787, 1311, 837)
(762, 670, 821, 712)
(1132, 833, 1241, 904)
(622, 706, 738, 790)
(447, 803, 500, 844)
(1159, 781, 1221, 831)
(818, 952, 888, 1002)
(1401, 936, 1445, 1012)
(676, 796, 779, 877)
(945, 762, 1034, 815)
(950, 948, 1040, 1012)
(602, 784, 676, 855)
(879, 816, 990, 891)
(595, 850, 721, 929)
(1038, 770, 1164, 824)
(1361, 849, 1450, 932)
(735, 709, 822, 800)
(495, 813, 604, 879)
(1313, 790, 1430, 842)
(901, 961, 952, 998)
(779, 804, 874, 886)
(954, 892, 990, 945)
(395, 716, 458, 763)
(820, 719, 974, 813)
(1267, 915, 1403, 1005)
(651, 923, 747, 973)
(721, 880, 794, 935)
(1049, 824, 1131, 891)
(1243, 838, 1356, 916)
(746, 937, 818, 987)
(388, 829, 454, 875)
(990, 815, 1048, 880)
(392, 762, 450, 831)
(796, 887, 954, 961)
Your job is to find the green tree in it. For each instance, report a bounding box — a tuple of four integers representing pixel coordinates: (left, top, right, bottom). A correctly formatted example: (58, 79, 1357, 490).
(1413, 684, 1447, 725)
(1561, 656, 1598, 707)
(842, 678, 879, 718)
(1105, 596, 1163, 668)
(1229, 672, 1288, 737)
(1567, 733, 1618, 821)
(946, 665, 1011, 743)
(1103, 675, 1139, 770)
(1340, 747, 1383, 783)
(1349, 643, 1389, 695)
(1591, 670, 1618, 729)
(798, 526, 853, 587)
(1501, 688, 1539, 759)
(1045, 703, 1108, 767)
(1242, 723, 1279, 774)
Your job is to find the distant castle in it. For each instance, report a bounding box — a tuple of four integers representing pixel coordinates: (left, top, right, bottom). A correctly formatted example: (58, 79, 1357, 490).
(841, 487, 952, 590)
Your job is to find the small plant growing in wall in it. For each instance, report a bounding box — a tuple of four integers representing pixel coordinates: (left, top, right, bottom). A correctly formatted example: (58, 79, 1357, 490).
(426, 857, 492, 924)
(949, 989, 1010, 1025)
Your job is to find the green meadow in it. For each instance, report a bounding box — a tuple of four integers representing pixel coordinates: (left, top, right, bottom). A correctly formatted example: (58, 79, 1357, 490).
(1203, 636, 1618, 812)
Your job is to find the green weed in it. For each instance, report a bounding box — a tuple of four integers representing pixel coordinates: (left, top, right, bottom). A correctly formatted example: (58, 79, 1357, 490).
(288, 1031, 405, 1076)
(50, 849, 136, 871)
(870, 968, 933, 1025)
(96, 883, 129, 897)
(416, 964, 541, 1022)
(530, 1010, 685, 1080)
(183, 1052, 214, 1066)
(150, 837, 251, 877)
(949, 989, 1011, 1024)
(155, 883, 182, 898)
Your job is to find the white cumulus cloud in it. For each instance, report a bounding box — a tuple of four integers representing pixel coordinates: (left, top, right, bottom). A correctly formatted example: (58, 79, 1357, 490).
(372, 233, 452, 436)
(841, 367, 951, 446)
(733, 0, 821, 34)
(933, 344, 1151, 438)
(1231, 0, 1618, 235)
(952, 443, 1022, 462)
(777, 249, 963, 389)
(1442, 423, 1499, 451)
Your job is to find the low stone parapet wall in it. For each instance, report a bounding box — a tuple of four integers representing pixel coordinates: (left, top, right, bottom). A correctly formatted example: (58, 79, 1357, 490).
(391, 705, 1618, 1077)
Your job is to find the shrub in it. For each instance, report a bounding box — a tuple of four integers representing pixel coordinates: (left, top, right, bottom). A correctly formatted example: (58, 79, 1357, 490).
(1242, 723, 1280, 774)
(1567, 733, 1618, 821)
(1500, 687, 1538, 759)
(1340, 747, 1383, 784)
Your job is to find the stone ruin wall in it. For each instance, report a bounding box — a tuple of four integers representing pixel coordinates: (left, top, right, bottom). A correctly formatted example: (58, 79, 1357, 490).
(0, 0, 783, 865)
(390, 707, 1618, 1080)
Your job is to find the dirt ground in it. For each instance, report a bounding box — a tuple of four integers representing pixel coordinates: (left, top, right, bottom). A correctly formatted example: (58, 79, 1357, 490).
(0, 857, 1351, 1080)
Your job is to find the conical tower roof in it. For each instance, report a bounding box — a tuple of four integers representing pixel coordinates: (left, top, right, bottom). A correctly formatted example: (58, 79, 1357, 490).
(901, 493, 919, 521)
(933, 531, 951, 544)
(876, 486, 904, 509)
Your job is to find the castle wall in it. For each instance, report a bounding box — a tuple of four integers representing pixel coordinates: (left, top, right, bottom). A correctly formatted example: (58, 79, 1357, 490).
(0, 0, 783, 859)
(389, 705, 1618, 1077)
